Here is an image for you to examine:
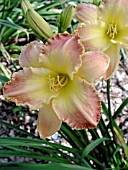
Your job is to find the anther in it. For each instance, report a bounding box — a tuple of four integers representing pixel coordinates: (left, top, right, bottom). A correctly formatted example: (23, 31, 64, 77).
(46, 74, 68, 92)
(107, 21, 117, 39)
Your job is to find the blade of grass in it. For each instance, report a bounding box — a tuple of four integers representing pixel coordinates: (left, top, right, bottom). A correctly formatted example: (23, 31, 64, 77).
(0, 163, 95, 170)
(106, 98, 128, 133)
(87, 155, 107, 170)
(0, 137, 81, 155)
(61, 123, 85, 149)
(0, 150, 70, 164)
(0, 63, 10, 78)
(0, 74, 9, 84)
(0, 19, 24, 29)
(113, 98, 128, 119)
(4, 144, 80, 164)
(0, 137, 83, 164)
(81, 137, 110, 158)
(35, 0, 71, 11)
(5, 45, 21, 51)
(113, 122, 128, 162)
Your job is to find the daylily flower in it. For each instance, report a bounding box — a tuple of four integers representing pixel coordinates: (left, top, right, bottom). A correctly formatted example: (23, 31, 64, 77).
(75, 0, 128, 79)
(3, 34, 109, 139)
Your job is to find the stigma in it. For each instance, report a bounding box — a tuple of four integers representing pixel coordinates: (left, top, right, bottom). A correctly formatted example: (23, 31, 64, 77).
(107, 21, 117, 39)
(46, 74, 68, 92)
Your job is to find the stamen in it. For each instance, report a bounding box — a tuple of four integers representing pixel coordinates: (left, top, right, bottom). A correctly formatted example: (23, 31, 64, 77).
(46, 74, 68, 92)
(107, 21, 117, 39)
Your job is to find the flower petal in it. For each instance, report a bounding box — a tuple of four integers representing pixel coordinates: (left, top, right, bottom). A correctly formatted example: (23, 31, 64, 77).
(39, 34, 83, 79)
(19, 40, 43, 68)
(117, 26, 128, 45)
(75, 3, 98, 23)
(37, 104, 62, 139)
(102, 0, 128, 16)
(100, 0, 128, 26)
(104, 44, 121, 80)
(52, 77, 102, 129)
(3, 68, 59, 109)
(78, 51, 110, 83)
(75, 21, 110, 51)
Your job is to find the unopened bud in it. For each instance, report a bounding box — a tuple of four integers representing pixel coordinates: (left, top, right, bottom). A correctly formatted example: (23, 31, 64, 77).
(21, 0, 32, 17)
(93, 0, 102, 6)
(21, 0, 53, 39)
(57, 5, 74, 33)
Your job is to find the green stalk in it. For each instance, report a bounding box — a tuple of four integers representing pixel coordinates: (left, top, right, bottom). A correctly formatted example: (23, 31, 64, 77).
(107, 79, 113, 134)
(113, 98, 128, 119)
(106, 98, 128, 131)
(107, 79, 122, 168)
(113, 122, 128, 163)
(107, 79, 119, 144)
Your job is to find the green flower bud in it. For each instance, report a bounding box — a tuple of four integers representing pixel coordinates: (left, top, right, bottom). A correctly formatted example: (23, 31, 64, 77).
(93, 0, 102, 6)
(21, 0, 53, 39)
(58, 5, 74, 33)
(21, 0, 33, 18)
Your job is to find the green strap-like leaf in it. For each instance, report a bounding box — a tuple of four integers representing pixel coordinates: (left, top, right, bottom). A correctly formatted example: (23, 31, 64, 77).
(113, 98, 128, 119)
(0, 137, 80, 155)
(0, 163, 94, 170)
(0, 120, 37, 138)
(0, 19, 23, 30)
(81, 137, 110, 158)
(0, 74, 9, 84)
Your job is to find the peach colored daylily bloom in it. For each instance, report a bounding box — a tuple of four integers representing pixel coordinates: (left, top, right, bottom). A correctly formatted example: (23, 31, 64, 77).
(3, 34, 109, 139)
(75, 0, 128, 79)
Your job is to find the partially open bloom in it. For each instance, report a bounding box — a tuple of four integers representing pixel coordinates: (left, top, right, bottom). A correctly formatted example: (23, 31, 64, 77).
(3, 34, 109, 138)
(75, 0, 128, 79)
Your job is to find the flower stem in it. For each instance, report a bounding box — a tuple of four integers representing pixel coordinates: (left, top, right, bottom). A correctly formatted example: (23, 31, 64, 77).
(107, 79, 113, 130)
(107, 79, 116, 141)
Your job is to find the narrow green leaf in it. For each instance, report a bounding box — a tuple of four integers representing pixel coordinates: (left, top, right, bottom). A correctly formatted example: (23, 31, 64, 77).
(0, 163, 94, 170)
(113, 98, 128, 119)
(0, 74, 9, 84)
(0, 19, 23, 30)
(36, 0, 70, 11)
(0, 63, 10, 78)
(101, 101, 109, 119)
(0, 150, 70, 163)
(3, 144, 80, 163)
(106, 98, 128, 134)
(0, 137, 80, 155)
(61, 123, 85, 149)
(82, 137, 110, 158)
(0, 28, 15, 43)
(113, 122, 128, 161)
(5, 45, 21, 51)
(0, 120, 37, 138)
(4, 146, 32, 153)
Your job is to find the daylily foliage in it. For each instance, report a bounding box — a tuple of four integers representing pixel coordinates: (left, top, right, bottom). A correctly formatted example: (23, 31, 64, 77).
(3, 34, 109, 138)
(75, 0, 128, 79)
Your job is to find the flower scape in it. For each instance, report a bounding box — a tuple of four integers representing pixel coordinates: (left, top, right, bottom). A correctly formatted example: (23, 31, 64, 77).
(3, 33, 109, 139)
